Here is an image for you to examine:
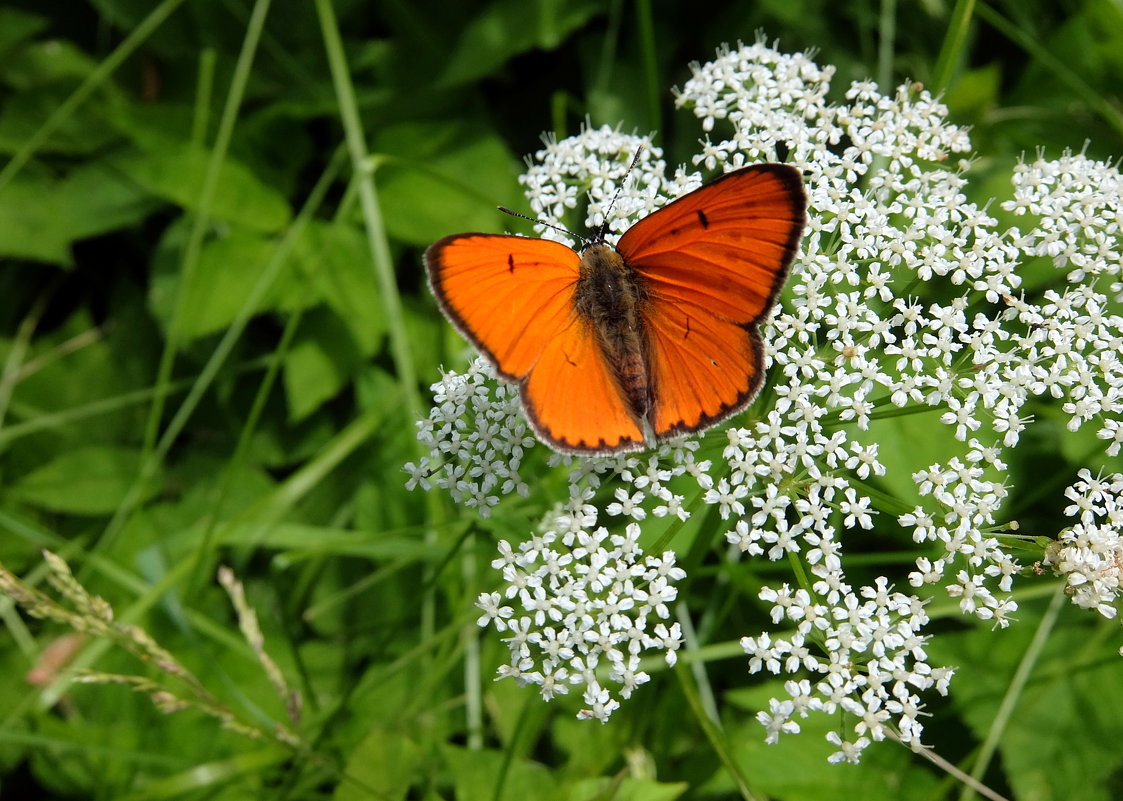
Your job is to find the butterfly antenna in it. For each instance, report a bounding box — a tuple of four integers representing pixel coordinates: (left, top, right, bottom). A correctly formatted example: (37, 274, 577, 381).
(497, 206, 589, 246)
(497, 146, 645, 246)
(592, 145, 645, 242)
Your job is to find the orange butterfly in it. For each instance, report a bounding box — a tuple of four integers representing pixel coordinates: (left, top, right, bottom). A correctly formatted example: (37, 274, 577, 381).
(425, 163, 806, 454)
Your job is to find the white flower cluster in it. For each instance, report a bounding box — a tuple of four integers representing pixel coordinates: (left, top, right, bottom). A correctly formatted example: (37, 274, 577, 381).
(478, 514, 687, 722)
(1047, 469, 1123, 620)
(412, 362, 711, 718)
(407, 38, 1123, 760)
(745, 576, 955, 761)
(1005, 152, 1123, 301)
(1003, 153, 1123, 450)
(517, 126, 701, 245)
(404, 361, 535, 516)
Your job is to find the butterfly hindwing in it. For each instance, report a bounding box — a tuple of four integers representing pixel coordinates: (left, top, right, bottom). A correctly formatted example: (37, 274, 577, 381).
(642, 296, 763, 438)
(521, 316, 646, 453)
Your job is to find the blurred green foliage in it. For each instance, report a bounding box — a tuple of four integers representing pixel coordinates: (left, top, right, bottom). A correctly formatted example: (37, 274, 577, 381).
(0, 0, 1120, 798)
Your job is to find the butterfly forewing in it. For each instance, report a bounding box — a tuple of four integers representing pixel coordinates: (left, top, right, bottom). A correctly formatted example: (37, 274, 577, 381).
(425, 234, 580, 380)
(617, 164, 805, 325)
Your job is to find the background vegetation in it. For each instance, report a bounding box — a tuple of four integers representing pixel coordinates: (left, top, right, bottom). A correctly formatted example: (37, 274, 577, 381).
(0, 0, 1121, 798)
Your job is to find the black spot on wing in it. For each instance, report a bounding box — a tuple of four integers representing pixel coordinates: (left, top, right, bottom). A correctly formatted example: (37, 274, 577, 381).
(507, 253, 515, 273)
(696, 209, 709, 229)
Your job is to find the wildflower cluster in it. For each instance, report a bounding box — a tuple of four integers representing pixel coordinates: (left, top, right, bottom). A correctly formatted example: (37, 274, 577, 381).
(517, 125, 701, 247)
(479, 515, 687, 721)
(1047, 470, 1123, 620)
(404, 362, 534, 516)
(411, 357, 709, 719)
(407, 38, 1123, 760)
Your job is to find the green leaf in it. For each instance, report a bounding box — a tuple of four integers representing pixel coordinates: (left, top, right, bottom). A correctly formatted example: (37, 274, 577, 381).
(0, 38, 120, 167)
(333, 727, 421, 801)
(0, 161, 159, 265)
(438, 0, 603, 87)
(551, 701, 634, 774)
(0, 173, 72, 264)
(0, 38, 104, 89)
(101, 101, 211, 154)
(935, 615, 1123, 801)
(0, 87, 119, 156)
(148, 219, 384, 345)
(943, 63, 1001, 117)
(9, 445, 155, 515)
(62, 158, 163, 240)
(853, 408, 962, 503)
(725, 682, 941, 800)
(441, 744, 554, 801)
(113, 144, 291, 232)
(148, 227, 308, 341)
(560, 778, 688, 801)
(290, 221, 385, 354)
(7, 307, 151, 448)
(0, 8, 48, 53)
(147, 220, 385, 350)
(109, 748, 287, 801)
(283, 307, 363, 421)
(373, 120, 521, 246)
(1061, 429, 1116, 474)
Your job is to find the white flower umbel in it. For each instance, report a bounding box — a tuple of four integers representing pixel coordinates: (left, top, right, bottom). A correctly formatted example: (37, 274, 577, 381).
(408, 38, 1122, 757)
(478, 515, 687, 721)
(404, 359, 535, 516)
(1047, 470, 1123, 620)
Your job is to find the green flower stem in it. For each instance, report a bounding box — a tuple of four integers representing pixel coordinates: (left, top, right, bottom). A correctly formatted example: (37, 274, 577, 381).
(313, 0, 423, 430)
(143, 0, 273, 464)
(676, 661, 761, 801)
(932, 0, 976, 92)
(314, 0, 453, 751)
(0, 288, 51, 430)
(962, 585, 1066, 801)
(185, 145, 347, 599)
(635, 0, 661, 133)
(191, 49, 217, 145)
(878, 0, 898, 94)
(0, 359, 269, 450)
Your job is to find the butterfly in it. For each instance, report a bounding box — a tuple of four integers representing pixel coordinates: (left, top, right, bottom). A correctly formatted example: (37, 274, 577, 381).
(425, 161, 806, 455)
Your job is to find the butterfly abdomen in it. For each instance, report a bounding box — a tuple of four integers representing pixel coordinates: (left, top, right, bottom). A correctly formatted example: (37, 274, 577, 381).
(574, 243, 654, 432)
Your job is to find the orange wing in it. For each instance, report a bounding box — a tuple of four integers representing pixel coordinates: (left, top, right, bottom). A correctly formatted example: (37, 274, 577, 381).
(618, 164, 805, 325)
(425, 234, 580, 381)
(520, 316, 645, 452)
(425, 234, 644, 453)
(617, 164, 805, 438)
(642, 298, 765, 438)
